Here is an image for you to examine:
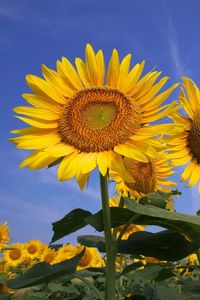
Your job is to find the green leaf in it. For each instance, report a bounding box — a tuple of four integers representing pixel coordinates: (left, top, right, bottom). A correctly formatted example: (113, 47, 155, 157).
(77, 235, 105, 248)
(7, 250, 84, 289)
(51, 209, 92, 243)
(124, 199, 200, 242)
(117, 230, 199, 260)
(139, 190, 180, 209)
(0, 292, 10, 300)
(120, 261, 144, 276)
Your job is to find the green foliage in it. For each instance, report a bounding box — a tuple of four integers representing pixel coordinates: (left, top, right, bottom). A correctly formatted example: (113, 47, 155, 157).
(7, 250, 85, 289)
(51, 209, 92, 243)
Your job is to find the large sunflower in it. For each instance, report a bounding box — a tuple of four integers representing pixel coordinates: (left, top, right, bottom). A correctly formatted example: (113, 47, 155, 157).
(3, 243, 25, 267)
(10, 44, 178, 188)
(167, 77, 200, 192)
(110, 151, 176, 198)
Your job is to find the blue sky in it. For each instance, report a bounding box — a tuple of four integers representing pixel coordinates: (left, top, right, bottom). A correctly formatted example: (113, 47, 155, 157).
(1, 0, 200, 245)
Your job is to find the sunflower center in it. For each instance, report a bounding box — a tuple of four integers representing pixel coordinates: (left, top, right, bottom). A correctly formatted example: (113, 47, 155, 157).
(187, 110, 200, 163)
(124, 157, 156, 194)
(83, 103, 117, 129)
(9, 249, 21, 260)
(59, 87, 141, 152)
(27, 244, 37, 254)
(78, 249, 92, 267)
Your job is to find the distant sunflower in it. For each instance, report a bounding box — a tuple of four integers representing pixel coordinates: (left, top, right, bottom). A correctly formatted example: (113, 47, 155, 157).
(167, 77, 200, 192)
(0, 222, 11, 250)
(4, 243, 25, 267)
(24, 240, 45, 259)
(75, 244, 104, 270)
(39, 247, 57, 265)
(56, 244, 76, 263)
(10, 44, 178, 188)
(110, 151, 176, 199)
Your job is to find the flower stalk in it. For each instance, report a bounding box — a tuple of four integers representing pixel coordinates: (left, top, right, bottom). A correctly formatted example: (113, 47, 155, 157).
(99, 171, 116, 300)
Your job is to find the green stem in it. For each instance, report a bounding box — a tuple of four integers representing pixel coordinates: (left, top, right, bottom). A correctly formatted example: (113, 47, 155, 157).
(74, 274, 104, 300)
(196, 249, 200, 265)
(99, 171, 116, 300)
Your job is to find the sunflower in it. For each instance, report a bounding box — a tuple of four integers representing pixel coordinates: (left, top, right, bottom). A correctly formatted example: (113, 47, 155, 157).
(3, 243, 25, 267)
(39, 247, 57, 265)
(75, 244, 105, 270)
(10, 44, 178, 188)
(109, 198, 145, 239)
(167, 77, 200, 192)
(110, 151, 176, 199)
(24, 239, 45, 260)
(56, 244, 76, 263)
(0, 222, 11, 250)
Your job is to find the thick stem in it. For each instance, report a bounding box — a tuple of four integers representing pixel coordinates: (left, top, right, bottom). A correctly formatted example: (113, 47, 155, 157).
(99, 171, 116, 300)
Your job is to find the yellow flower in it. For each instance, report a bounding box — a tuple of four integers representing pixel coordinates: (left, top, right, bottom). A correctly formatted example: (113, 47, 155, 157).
(75, 244, 104, 270)
(110, 151, 176, 199)
(109, 198, 145, 239)
(39, 247, 57, 265)
(167, 77, 200, 192)
(56, 244, 76, 263)
(0, 222, 11, 250)
(188, 253, 198, 265)
(10, 44, 178, 189)
(3, 243, 25, 267)
(24, 240, 46, 259)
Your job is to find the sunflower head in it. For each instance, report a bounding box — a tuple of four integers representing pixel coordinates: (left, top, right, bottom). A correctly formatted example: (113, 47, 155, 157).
(3, 243, 25, 267)
(0, 222, 11, 250)
(75, 244, 104, 270)
(110, 152, 176, 198)
(10, 44, 178, 188)
(24, 240, 45, 259)
(40, 247, 57, 265)
(168, 77, 200, 192)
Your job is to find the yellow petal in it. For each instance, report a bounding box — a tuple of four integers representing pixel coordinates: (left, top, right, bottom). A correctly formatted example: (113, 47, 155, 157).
(15, 116, 58, 128)
(85, 43, 98, 86)
(123, 61, 145, 94)
(42, 64, 73, 97)
(60, 57, 83, 90)
(79, 152, 97, 174)
(97, 152, 108, 176)
(58, 152, 79, 181)
(45, 143, 76, 157)
(10, 133, 61, 149)
(13, 106, 60, 120)
(96, 50, 105, 85)
(20, 151, 57, 170)
(22, 93, 63, 113)
(187, 164, 200, 187)
(75, 58, 91, 88)
(137, 77, 169, 105)
(114, 143, 149, 162)
(117, 54, 131, 90)
(77, 173, 89, 190)
(26, 74, 66, 104)
(106, 49, 120, 87)
(181, 161, 196, 182)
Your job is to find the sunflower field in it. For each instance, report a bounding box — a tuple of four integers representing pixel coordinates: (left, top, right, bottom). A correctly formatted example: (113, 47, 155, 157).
(2, 44, 200, 299)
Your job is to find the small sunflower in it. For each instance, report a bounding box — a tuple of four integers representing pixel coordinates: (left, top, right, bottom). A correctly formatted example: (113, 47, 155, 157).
(39, 247, 57, 265)
(3, 243, 25, 267)
(24, 240, 45, 259)
(110, 151, 176, 199)
(10, 44, 178, 189)
(56, 244, 76, 263)
(109, 198, 145, 239)
(75, 244, 104, 270)
(168, 77, 200, 192)
(0, 222, 11, 250)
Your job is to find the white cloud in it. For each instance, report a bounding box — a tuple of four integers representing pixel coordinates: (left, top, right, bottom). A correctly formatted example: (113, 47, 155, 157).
(167, 16, 190, 79)
(38, 167, 99, 200)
